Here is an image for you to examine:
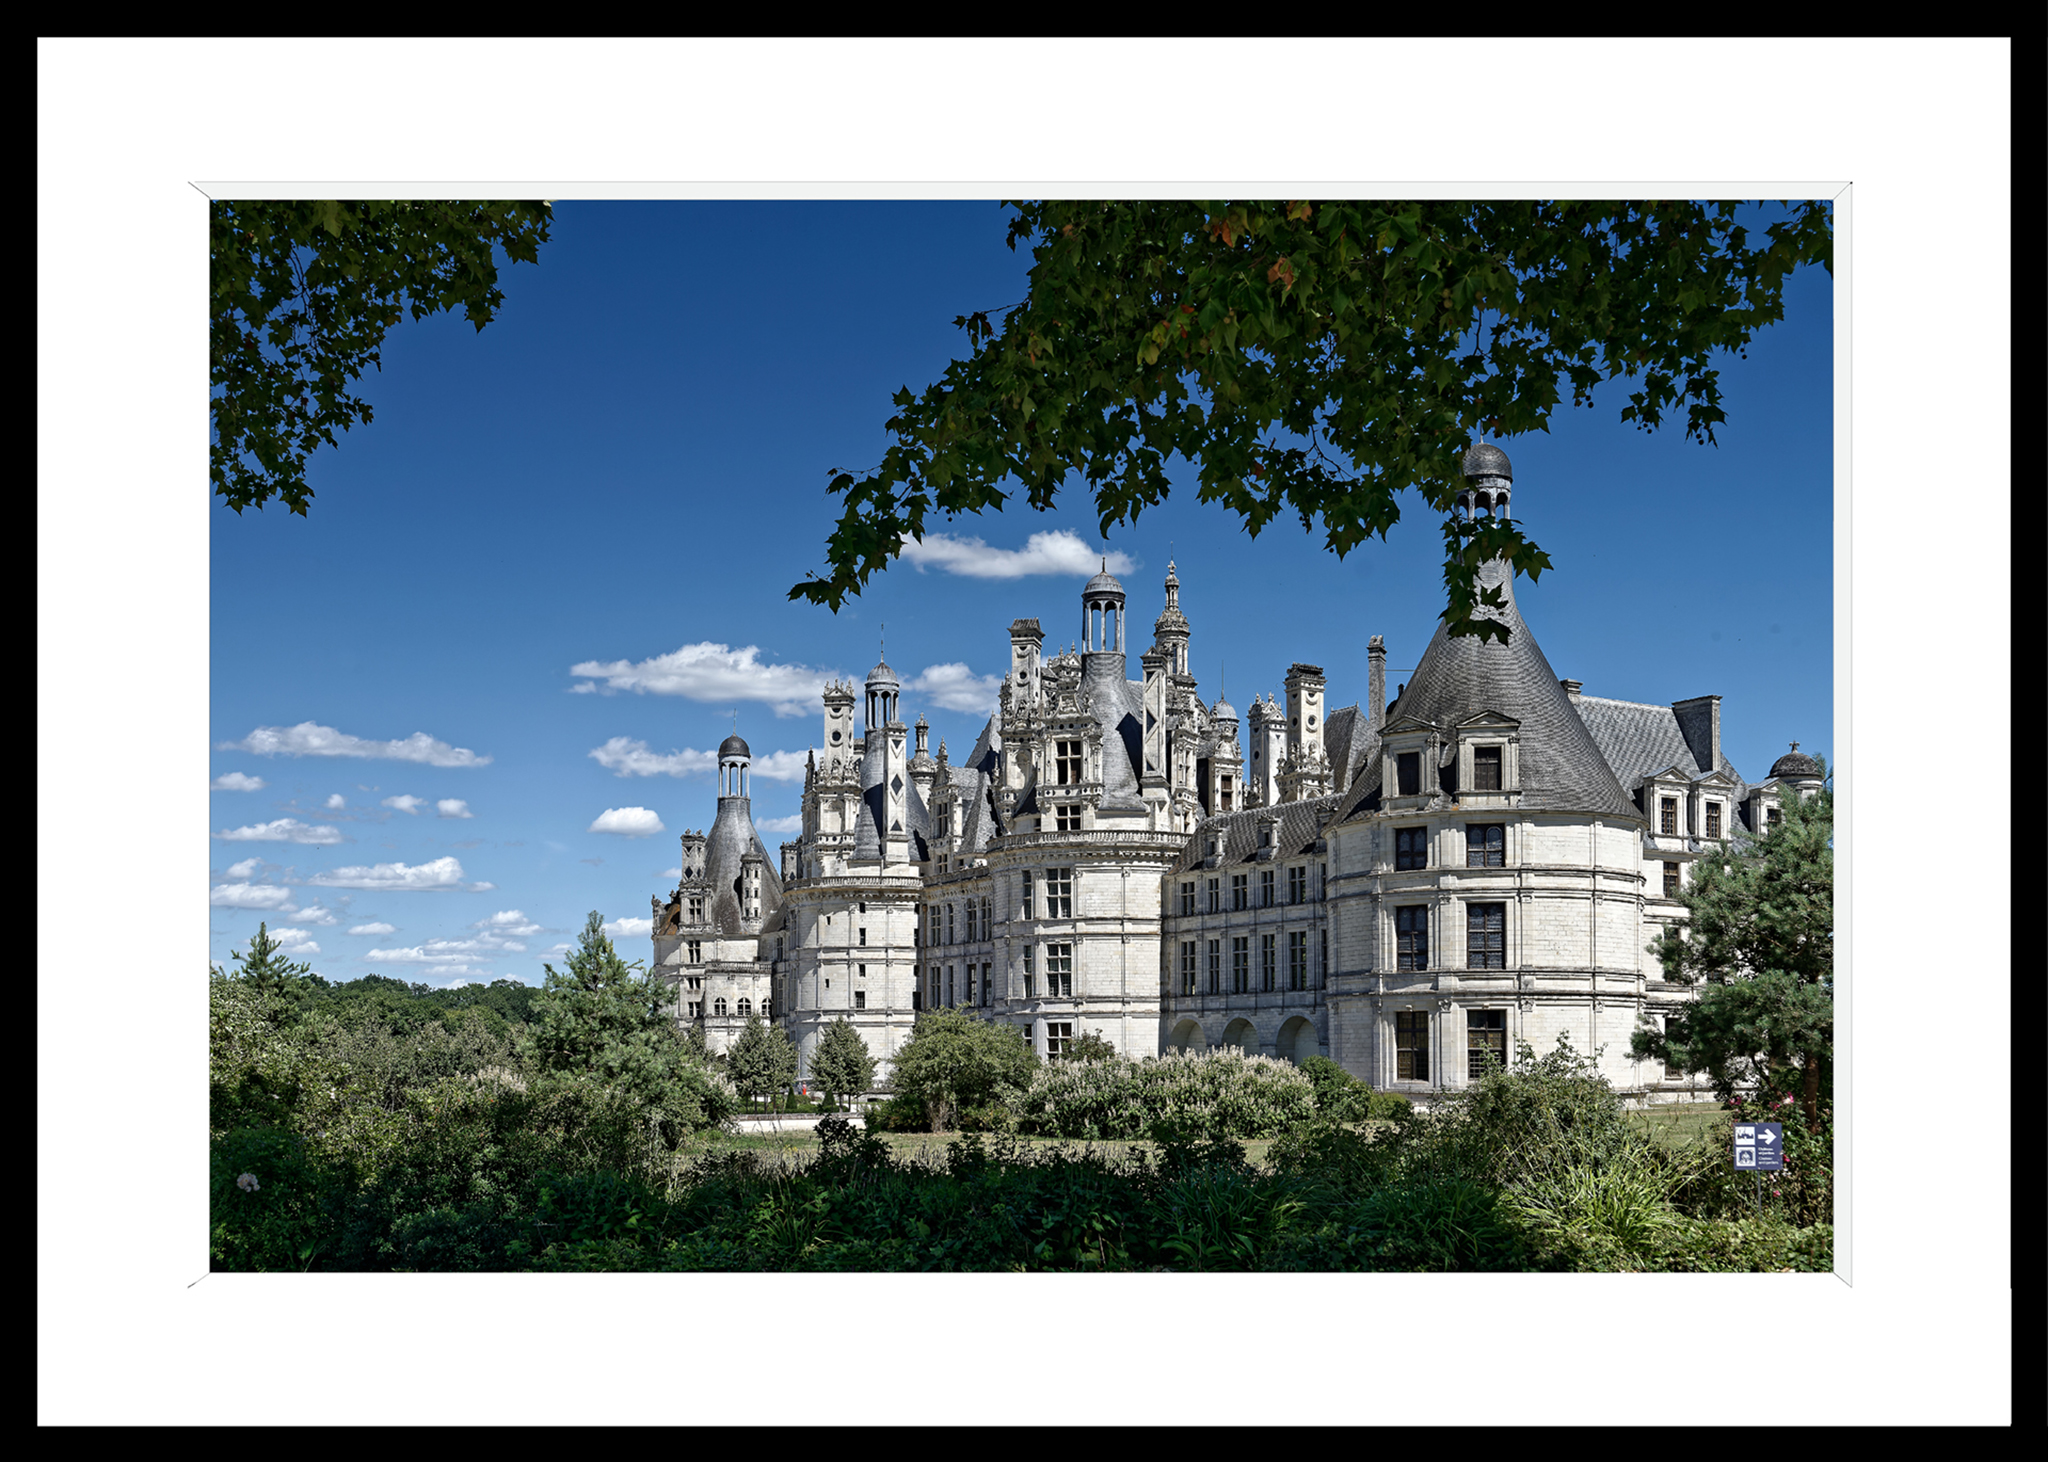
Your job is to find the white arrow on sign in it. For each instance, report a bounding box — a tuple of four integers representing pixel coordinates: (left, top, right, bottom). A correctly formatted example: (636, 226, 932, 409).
(1759, 1129, 1779, 1145)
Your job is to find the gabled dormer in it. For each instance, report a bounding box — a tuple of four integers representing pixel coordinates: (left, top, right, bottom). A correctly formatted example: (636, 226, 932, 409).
(1689, 767, 1740, 842)
(1451, 710, 1521, 808)
(1639, 763, 1696, 846)
(1379, 713, 1443, 813)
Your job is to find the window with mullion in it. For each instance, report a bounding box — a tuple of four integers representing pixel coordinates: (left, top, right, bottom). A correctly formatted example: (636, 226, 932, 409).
(1231, 937, 1249, 993)
(1396, 906, 1428, 971)
(1466, 903, 1505, 970)
(1045, 868, 1072, 918)
(1288, 866, 1306, 904)
(1179, 941, 1196, 996)
(1467, 1009, 1507, 1077)
(1046, 943, 1072, 998)
(1396, 1010, 1429, 1080)
(1231, 873, 1248, 911)
(1660, 797, 1678, 836)
(1207, 939, 1221, 995)
(1288, 930, 1307, 990)
(1395, 826, 1427, 870)
(1466, 824, 1504, 867)
(1473, 745, 1503, 791)
(1260, 869, 1275, 907)
(1260, 934, 1276, 992)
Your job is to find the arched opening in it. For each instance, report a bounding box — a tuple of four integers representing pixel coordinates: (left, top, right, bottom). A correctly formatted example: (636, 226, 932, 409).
(1169, 1019, 1205, 1052)
(713, 998, 728, 1017)
(1221, 1018, 1258, 1054)
(737, 998, 752, 1018)
(1276, 1016, 1319, 1065)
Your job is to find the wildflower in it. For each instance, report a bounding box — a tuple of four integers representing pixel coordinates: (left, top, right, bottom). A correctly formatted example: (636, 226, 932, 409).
(237, 1172, 261, 1192)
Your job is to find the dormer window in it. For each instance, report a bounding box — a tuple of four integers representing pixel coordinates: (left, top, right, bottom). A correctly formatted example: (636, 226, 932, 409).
(1473, 746, 1502, 791)
(1397, 753, 1421, 797)
(1056, 739, 1083, 785)
(1705, 802, 1722, 838)
(1767, 806, 1783, 832)
(1660, 798, 1678, 836)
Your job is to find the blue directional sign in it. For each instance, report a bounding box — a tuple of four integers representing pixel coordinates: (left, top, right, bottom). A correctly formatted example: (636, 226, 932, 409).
(1732, 1122, 1784, 1172)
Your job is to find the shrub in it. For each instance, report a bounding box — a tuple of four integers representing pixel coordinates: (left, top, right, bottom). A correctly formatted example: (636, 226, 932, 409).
(1013, 1048, 1316, 1141)
(1298, 1055, 1372, 1122)
(889, 1007, 1039, 1132)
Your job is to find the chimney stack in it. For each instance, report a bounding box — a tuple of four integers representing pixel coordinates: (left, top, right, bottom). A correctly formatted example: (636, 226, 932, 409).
(1368, 635, 1386, 733)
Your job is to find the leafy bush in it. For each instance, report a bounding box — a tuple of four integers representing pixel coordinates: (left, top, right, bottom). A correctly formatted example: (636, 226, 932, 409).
(1298, 1055, 1372, 1122)
(889, 1007, 1039, 1132)
(1013, 1048, 1316, 1141)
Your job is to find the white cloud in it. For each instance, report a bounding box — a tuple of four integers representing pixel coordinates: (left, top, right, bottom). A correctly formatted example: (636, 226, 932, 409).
(347, 922, 397, 936)
(220, 721, 491, 767)
(588, 737, 718, 778)
(604, 916, 653, 939)
(436, 798, 473, 819)
(756, 813, 803, 835)
(898, 529, 1137, 581)
(306, 856, 477, 891)
(214, 818, 347, 845)
(287, 905, 339, 926)
(382, 794, 426, 815)
(657, 867, 682, 880)
(364, 943, 479, 964)
(567, 642, 837, 718)
(588, 807, 664, 837)
(473, 911, 542, 937)
(210, 771, 266, 792)
(751, 749, 809, 782)
(270, 927, 321, 955)
(325, 793, 348, 810)
(224, 857, 263, 879)
(906, 662, 1004, 715)
(210, 882, 295, 910)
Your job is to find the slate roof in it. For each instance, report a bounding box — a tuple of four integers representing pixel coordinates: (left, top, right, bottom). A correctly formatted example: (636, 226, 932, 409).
(1573, 695, 1749, 804)
(702, 795, 784, 938)
(1168, 790, 1350, 875)
(850, 727, 934, 862)
(1324, 703, 1362, 789)
(1331, 559, 1638, 824)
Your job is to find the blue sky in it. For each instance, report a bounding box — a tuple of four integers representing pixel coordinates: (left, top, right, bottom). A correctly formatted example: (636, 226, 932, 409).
(206, 201, 1835, 987)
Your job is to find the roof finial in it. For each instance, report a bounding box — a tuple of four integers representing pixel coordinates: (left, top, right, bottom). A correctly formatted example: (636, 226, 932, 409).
(1790, 740, 1800, 752)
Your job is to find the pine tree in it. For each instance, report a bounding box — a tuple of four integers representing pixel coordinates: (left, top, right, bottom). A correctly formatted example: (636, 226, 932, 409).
(808, 1018, 878, 1110)
(1632, 766, 1833, 1132)
(725, 1016, 798, 1111)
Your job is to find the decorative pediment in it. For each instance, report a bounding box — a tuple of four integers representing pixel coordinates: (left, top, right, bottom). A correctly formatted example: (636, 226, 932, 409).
(1455, 710, 1521, 731)
(1692, 767, 1739, 787)
(1381, 712, 1437, 737)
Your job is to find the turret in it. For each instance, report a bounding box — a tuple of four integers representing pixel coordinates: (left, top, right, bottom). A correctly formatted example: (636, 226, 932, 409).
(821, 679, 856, 772)
(1248, 695, 1284, 807)
(909, 712, 938, 808)
(1279, 663, 1331, 802)
(1008, 618, 1044, 710)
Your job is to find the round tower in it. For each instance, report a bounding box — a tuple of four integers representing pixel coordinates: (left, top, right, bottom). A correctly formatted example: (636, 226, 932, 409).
(1153, 560, 1191, 676)
(1457, 441, 1514, 521)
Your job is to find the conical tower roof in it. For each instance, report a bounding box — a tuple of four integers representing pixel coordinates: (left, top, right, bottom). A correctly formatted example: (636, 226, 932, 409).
(1346, 557, 1636, 820)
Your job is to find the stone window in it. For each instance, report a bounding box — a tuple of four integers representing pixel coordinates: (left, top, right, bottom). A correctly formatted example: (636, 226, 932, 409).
(1466, 904, 1505, 969)
(1056, 739, 1083, 785)
(981, 962, 991, 1006)
(1231, 873, 1248, 910)
(854, 989, 866, 1010)
(1260, 869, 1275, 907)
(1206, 878, 1220, 913)
(1397, 752, 1421, 797)
(1467, 1009, 1507, 1078)
(1466, 824, 1504, 868)
(1022, 870, 1034, 919)
(947, 966, 956, 1007)
(1660, 797, 1678, 836)
(1045, 1021, 1074, 1060)
(1320, 929, 1327, 982)
(714, 998, 728, 1017)
(762, 998, 772, 1020)
(1207, 939, 1221, 994)
(688, 1001, 701, 1019)
(1260, 934, 1276, 992)
(1045, 943, 1073, 998)
(1396, 826, 1428, 870)
(1179, 941, 1197, 996)
(1219, 775, 1234, 811)
(1396, 1010, 1429, 1080)
(1288, 866, 1306, 904)
(1231, 937, 1249, 993)
(688, 896, 704, 923)
(980, 896, 991, 941)
(859, 925, 867, 946)
(1663, 862, 1680, 898)
(945, 905, 954, 944)
(1705, 802, 1722, 838)
(687, 940, 701, 963)
(1180, 881, 1196, 916)
(1045, 868, 1073, 919)
(1767, 806, 1783, 831)
(1023, 945, 1036, 997)
(1473, 745, 1503, 791)
(1396, 906, 1429, 971)
(1288, 931, 1308, 990)
(1056, 805, 1082, 831)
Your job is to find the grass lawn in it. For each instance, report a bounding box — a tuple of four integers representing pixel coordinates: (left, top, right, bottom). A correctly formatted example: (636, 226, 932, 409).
(1625, 1102, 1725, 1149)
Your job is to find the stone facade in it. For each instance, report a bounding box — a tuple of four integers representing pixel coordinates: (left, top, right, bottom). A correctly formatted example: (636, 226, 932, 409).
(654, 445, 1819, 1099)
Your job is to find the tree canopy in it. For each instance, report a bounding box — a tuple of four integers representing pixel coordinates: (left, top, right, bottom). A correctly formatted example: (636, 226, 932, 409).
(791, 199, 1831, 643)
(889, 1006, 1040, 1131)
(725, 1016, 799, 1108)
(1632, 769, 1834, 1131)
(210, 200, 552, 517)
(808, 1017, 878, 1108)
